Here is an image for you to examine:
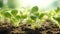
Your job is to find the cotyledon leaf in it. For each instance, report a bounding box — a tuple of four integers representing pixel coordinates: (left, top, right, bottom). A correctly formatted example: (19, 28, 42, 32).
(11, 9, 18, 16)
(30, 15, 37, 20)
(39, 13, 45, 19)
(15, 15, 21, 20)
(3, 12, 11, 18)
(31, 6, 38, 13)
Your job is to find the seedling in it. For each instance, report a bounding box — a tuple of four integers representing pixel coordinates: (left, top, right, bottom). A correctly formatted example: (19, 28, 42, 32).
(0, 6, 60, 29)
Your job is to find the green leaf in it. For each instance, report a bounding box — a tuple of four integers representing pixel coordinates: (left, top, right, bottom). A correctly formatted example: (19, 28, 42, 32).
(27, 19, 33, 24)
(15, 15, 21, 20)
(3, 12, 11, 18)
(20, 15, 27, 19)
(53, 17, 60, 23)
(56, 7, 60, 12)
(39, 13, 44, 19)
(11, 10, 18, 16)
(34, 12, 39, 17)
(30, 15, 37, 20)
(31, 6, 38, 13)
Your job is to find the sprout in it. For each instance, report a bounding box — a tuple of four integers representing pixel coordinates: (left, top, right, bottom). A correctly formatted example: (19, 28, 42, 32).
(53, 17, 60, 28)
(10, 9, 21, 27)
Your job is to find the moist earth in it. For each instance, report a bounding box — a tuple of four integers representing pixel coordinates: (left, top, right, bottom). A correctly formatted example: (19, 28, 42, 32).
(0, 21, 60, 34)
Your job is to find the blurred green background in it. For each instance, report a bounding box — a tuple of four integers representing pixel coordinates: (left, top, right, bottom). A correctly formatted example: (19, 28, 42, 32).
(0, 0, 59, 10)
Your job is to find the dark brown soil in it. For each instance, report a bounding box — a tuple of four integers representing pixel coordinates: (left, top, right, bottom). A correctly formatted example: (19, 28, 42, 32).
(0, 20, 60, 34)
(0, 22, 12, 34)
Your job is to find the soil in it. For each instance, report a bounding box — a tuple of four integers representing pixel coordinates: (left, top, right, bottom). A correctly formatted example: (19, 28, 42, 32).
(0, 22, 12, 34)
(0, 20, 60, 34)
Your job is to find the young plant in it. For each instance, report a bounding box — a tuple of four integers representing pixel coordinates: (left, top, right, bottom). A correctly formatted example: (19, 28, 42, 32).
(43, 7, 60, 28)
(29, 6, 45, 29)
(52, 7, 60, 28)
(1, 9, 21, 27)
(10, 9, 21, 27)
